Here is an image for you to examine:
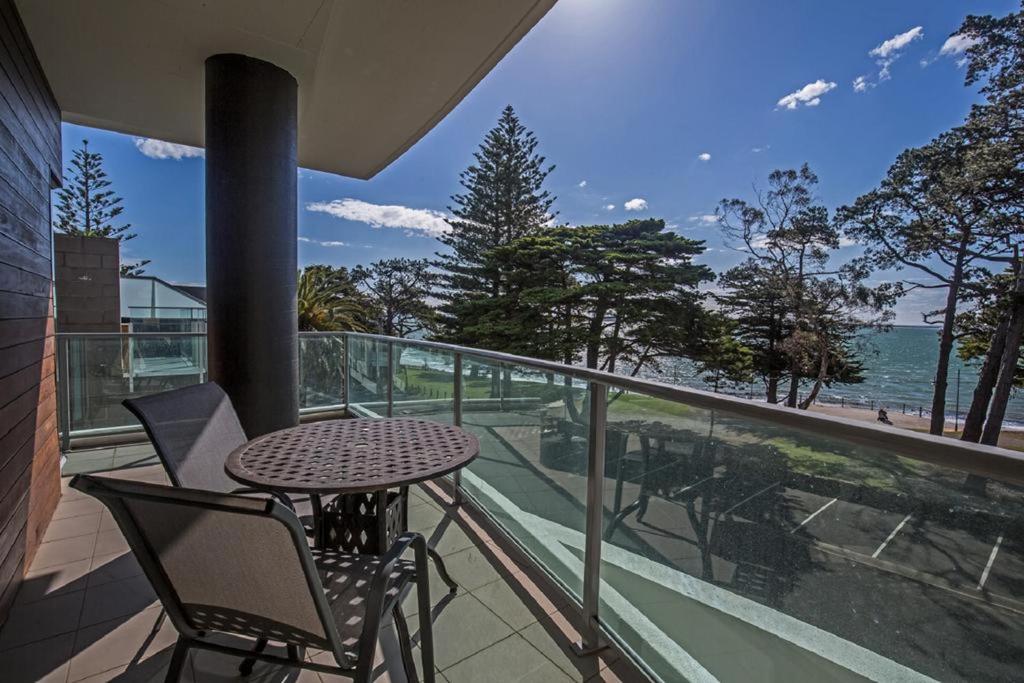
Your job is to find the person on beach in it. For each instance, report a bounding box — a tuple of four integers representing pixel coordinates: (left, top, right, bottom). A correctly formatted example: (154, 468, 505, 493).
(877, 407, 893, 425)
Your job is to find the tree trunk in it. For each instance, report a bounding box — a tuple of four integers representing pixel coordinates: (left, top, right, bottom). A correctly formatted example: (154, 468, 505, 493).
(961, 316, 1009, 442)
(929, 241, 968, 435)
(981, 269, 1024, 446)
(799, 347, 829, 410)
(785, 372, 800, 408)
(766, 375, 779, 404)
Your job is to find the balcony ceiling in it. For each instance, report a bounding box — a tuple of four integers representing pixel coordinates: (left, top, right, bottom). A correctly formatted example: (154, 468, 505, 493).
(15, 0, 555, 179)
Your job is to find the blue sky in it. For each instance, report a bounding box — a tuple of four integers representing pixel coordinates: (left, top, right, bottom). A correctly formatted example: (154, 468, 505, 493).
(57, 0, 1016, 325)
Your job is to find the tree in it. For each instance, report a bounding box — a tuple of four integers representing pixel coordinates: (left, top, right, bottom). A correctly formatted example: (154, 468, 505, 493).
(472, 219, 714, 375)
(436, 105, 555, 348)
(54, 139, 149, 276)
(717, 165, 889, 408)
(353, 258, 437, 338)
(947, 5, 1024, 445)
(837, 126, 1018, 434)
(297, 265, 373, 332)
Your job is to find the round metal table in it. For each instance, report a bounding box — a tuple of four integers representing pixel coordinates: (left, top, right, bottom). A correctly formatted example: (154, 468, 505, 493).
(225, 417, 479, 591)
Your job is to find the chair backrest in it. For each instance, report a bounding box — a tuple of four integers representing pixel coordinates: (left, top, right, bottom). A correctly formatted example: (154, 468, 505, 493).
(123, 382, 246, 492)
(70, 474, 345, 656)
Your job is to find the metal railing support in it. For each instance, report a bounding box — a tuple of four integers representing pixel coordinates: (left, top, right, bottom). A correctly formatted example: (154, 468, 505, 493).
(452, 352, 464, 505)
(386, 340, 394, 418)
(57, 335, 72, 454)
(575, 381, 608, 655)
(342, 335, 350, 416)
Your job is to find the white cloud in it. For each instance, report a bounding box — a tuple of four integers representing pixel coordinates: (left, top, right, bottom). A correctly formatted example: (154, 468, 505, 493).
(578, 180, 587, 188)
(604, 204, 616, 211)
(697, 152, 711, 162)
(940, 33, 980, 57)
(133, 138, 204, 160)
(777, 79, 837, 110)
(870, 26, 924, 59)
(853, 75, 870, 93)
(866, 27, 924, 83)
(298, 236, 348, 247)
(689, 214, 719, 224)
(751, 145, 770, 153)
(838, 236, 859, 248)
(624, 198, 648, 211)
(306, 198, 450, 237)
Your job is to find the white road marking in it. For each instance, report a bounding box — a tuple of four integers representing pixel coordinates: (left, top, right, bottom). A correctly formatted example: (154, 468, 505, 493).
(723, 481, 780, 516)
(791, 498, 837, 533)
(977, 534, 1004, 591)
(872, 513, 912, 559)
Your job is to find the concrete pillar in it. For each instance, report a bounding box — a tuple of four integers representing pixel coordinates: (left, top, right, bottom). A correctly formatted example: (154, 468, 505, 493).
(205, 54, 298, 436)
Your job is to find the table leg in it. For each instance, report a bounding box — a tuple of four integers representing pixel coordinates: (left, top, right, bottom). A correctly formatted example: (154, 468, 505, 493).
(428, 546, 459, 593)
(310, 494, 325, 549)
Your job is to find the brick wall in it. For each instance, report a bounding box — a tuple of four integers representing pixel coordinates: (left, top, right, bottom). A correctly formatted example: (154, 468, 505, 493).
(53, 234, 120, 333)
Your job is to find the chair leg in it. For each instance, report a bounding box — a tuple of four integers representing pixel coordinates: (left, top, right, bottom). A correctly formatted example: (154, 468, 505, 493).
(415, 574, 436, 683)
(393, 604, 419, 682)
(238, 637, 268, 676)
(165, 637, 190, 683)
(427, 547, 458, 593)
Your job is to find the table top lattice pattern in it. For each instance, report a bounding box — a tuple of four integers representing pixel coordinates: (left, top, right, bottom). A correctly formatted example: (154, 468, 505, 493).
(225, 418, 479, 494)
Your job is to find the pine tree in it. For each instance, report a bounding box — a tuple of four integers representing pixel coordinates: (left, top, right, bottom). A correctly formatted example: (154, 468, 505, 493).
(54, 139, 149, 275)
(435, 105, 555, 346)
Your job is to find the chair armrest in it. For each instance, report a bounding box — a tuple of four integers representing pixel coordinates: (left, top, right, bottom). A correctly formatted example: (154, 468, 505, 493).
(229, 486, 296, 512)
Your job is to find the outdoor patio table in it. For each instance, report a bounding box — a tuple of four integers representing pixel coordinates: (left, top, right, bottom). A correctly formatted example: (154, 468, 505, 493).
(225, 417, 479, 591)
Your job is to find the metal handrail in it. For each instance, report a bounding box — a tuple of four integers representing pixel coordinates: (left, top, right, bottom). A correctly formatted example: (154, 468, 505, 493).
(55, 329, 1024, 482)
(349, 331, 1024, 485)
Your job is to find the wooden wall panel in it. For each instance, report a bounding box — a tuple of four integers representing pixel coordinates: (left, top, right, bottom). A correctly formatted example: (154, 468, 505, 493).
(0, 0, 60, 622)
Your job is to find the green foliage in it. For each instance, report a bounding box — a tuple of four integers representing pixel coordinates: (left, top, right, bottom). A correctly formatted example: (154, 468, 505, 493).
(717, 165, 893, 406)
(54, 140, 149, 275)
(436, 105, 556, 345)
(464, 218, 714, 375)
(297, 265, 374, 332)
(353, 258, 437, 338)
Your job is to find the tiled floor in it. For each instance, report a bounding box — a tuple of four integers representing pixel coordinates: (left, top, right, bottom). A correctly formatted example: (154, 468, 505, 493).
(0, 451, 644, 683)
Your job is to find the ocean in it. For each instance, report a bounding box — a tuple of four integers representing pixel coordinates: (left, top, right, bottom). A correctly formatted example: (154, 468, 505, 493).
(652, 326, 1024, 429)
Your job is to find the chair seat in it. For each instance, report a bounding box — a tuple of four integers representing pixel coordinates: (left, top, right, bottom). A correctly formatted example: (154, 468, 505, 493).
(312, 548, 417, 653)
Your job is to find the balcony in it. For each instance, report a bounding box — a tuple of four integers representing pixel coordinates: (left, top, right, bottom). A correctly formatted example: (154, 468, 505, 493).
(9, 331, 1024, 682)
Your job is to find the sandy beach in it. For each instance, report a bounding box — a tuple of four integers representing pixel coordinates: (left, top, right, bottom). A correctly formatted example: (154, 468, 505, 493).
(808, 403, 1024, 452)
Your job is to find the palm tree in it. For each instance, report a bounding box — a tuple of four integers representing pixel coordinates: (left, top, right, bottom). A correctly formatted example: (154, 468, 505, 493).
(297, 266, 372, 331)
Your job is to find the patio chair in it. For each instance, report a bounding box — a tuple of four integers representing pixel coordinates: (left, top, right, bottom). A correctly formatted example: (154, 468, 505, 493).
(122, 382, 294, 509)
(70, 474, 435, 683)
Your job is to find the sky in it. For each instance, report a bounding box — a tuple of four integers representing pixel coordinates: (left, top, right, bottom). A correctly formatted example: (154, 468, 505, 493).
(56, 0, 1018, 326)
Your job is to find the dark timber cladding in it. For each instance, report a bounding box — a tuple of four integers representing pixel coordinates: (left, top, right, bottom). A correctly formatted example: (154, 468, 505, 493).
(0, 0, 61, 621)
(206, 54, 298, 437)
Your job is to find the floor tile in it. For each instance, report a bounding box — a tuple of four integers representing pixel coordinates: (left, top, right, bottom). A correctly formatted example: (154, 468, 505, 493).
(0, 631, 75, 683)
(93, 529, 130, 558)
(16, 558, 93, 605)
(470, 573, 562, 631)
(69, 606, 176, 681)
(433, 544, 511, 593)
(52, 498, 104, 520)
(0, 590, 84, 650)
(442, 634, 572, 683)
(88, 551, 145, 588)
(427, 593, 513, 671)
(43, 513, 102, 543)
(31, 534, 98, 569)
(79, 575, 157, 628)
(518, 609, 618, 681)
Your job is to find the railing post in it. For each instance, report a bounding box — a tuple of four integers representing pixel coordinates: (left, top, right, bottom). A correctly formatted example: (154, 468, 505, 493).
(452, 352, 463, 505)
(385, 340, 394, 418)
(575, 381, 608, 655)
(57, 335, 71, 454)
(342, 334, 350, 416)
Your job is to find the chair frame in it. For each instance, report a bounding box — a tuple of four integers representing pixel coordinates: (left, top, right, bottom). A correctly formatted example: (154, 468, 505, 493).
(70, 475, 435, 683)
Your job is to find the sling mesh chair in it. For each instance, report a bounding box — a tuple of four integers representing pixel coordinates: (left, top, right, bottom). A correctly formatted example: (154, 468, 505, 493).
(70, 474, 435, 683)
(122, 382, 255, 492)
